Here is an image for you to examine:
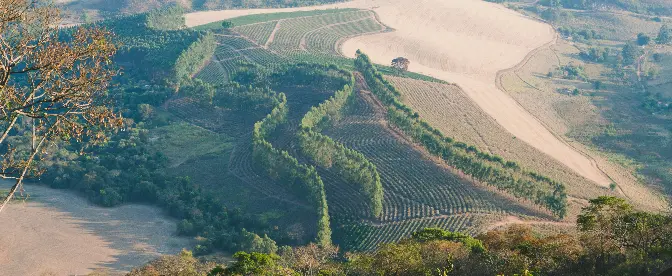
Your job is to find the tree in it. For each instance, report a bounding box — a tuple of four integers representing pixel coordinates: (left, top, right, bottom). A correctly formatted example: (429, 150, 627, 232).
(391, 57, 410, 73)
(656, 25, 671, 45)
(621, 43, 640, 65)
(0, 1, 121, 213)
(221, 21, 234, 29)
(637, 33, 651, 46)
(593, 80, 603, 90)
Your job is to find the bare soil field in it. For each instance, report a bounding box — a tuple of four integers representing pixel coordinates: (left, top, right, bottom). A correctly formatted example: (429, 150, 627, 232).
(185, 0, 612, 188)
(0, 182, 192, 276)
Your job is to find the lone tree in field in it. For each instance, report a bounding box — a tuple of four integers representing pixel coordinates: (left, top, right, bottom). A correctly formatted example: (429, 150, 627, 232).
(0, 0, 121, 213)
(637, 33, 651, 46)
(391, 57, 410, 73)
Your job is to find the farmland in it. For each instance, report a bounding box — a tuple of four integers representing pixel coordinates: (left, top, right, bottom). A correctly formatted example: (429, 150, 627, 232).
(7, 2, 672, 274)
(183, 1, 669, 250)
(194, 9, 386, 84)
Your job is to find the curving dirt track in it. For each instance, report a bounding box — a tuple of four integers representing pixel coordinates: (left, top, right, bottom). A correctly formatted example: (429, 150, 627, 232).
(185, 0, 612, 187)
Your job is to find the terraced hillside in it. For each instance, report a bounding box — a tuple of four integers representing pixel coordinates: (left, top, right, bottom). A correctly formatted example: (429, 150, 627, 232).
(186, 9, 584, 252)
(387, 76, 614, 216)
(321, 74, 553, 251)
(194, 9, 387, 85)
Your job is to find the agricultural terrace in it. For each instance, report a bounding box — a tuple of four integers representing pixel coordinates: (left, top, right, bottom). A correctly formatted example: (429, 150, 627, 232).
(321, 72, 555, 250)
(186, 0, 614, 189)
(388, 76, 615, 216)
(193, 9, 387, 84)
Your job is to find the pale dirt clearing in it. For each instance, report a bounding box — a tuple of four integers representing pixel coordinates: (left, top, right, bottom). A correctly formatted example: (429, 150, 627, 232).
(338, 0, 611, 187)
(0, 182, 192, 275)
(184, 0, 612, 187)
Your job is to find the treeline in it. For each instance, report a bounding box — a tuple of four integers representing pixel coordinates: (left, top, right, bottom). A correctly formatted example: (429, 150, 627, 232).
(252, 92, 332, 246)
(39, 125, 277, 255)
(539, 0, 672, 16)
(297, 65, 384, 219)
(128, 196, 672, 275)
(91, 12, 199, 80)
(175, 32, 217, 85)
(354, 51, 567, 218)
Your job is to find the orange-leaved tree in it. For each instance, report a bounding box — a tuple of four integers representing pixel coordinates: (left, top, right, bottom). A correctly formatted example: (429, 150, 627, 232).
(0, 0, 121, 213)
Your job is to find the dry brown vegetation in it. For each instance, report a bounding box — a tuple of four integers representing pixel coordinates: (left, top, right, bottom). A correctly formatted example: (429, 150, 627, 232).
(495, 24, 669, 212)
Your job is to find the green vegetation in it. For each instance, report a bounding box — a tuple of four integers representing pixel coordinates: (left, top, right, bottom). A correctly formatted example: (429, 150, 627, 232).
(297, 65, 384, 219)
(146, 5, 186, 31)
(252, 90, 332, 246)
(194, 9, 361, 31)
(580, 47, 610, 63)
(128, 196, 672, 275)
(555, 64, 590, 81)
(355, 51, 568, 218)
(175, 32, 217, 84)
(539, 0, 672, 16)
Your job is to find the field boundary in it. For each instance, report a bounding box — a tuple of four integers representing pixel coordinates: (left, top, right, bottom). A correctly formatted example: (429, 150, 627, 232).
(494, 28, 621, 193)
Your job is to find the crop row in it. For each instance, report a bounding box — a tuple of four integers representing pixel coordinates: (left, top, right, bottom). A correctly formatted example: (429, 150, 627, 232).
(269, 10, 374, 53)
(233, 20, 278, 46)
(334, 214, 489, 252)
(214, 34, 259, 50)
(325, 110, 503, 222)
(297, 65, 384, 219)
(252, 92, 332, 246)
(354, 51, 568, 218)
(305, 17, 384, 56)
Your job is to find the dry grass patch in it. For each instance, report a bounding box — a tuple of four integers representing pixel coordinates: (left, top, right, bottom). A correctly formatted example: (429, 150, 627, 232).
(496, 35, 669, 212)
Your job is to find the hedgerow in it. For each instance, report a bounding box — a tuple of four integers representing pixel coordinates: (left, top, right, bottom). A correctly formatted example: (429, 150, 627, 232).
(354, 51, 567, 218)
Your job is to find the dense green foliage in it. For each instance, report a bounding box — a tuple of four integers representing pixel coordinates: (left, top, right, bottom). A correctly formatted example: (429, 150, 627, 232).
(194, 9, 360, 31)
(354, 51, 568, 218)
(175, 32, 217, 84)
(92, 12, 199, 80)
(296, 65, 384, 219)
(129, 197, 672, 276)
(252, 92, 332, 246)
(146, 5, 186, 31)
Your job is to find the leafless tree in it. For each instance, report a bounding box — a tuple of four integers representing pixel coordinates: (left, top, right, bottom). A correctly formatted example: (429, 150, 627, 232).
(0, 0, 121, 213)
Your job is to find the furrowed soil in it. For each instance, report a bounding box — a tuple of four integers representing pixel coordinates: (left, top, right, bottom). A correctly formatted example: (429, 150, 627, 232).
(0, 181, 192, 276)
(185, 0, 612, 188)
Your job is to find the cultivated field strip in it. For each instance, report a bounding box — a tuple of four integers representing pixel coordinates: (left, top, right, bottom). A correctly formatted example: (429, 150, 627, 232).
(214, 34, 258, 49)
(233, 21, 278, 46)
(386, 76, 612, 204)
(335, 213, 497, 251)
(317, 167, 373, 219)
(305, 17, 384, 55)
(227, 136, 313, 209)
(324, 89, 507, 223)
(269, 10, 375, 53)
(327, 122, 503, 222)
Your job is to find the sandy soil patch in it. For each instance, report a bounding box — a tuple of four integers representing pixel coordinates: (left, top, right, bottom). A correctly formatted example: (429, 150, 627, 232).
(0, 181, 193, 275)
(184, 0, 611, 187)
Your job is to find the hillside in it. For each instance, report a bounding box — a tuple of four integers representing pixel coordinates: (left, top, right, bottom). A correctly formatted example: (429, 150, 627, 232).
(4, 0, 672, 274)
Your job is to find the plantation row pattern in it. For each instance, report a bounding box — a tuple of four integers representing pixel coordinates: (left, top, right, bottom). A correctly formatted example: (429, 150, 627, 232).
(354, 51, 568, 218)
(252, 92, 332, 246)
(296, 64, 384, 219)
